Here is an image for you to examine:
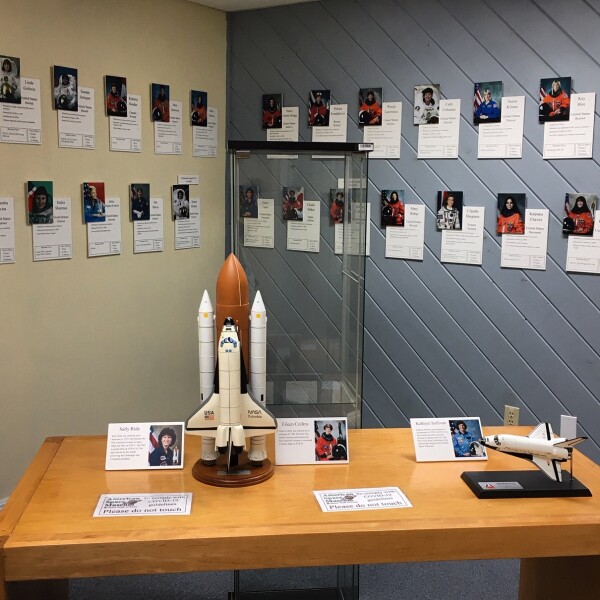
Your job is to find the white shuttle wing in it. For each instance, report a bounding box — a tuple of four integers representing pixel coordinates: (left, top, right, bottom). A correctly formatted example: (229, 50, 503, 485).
(532, 455, 562, 482)
(240, 388, 277, 434)
(186, 389, 220, 435)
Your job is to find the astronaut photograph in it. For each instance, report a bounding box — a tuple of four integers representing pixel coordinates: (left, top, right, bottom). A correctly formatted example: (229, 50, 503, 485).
(539, 77, 571, 122)
(82, 182, 106, 224)
(315, 420, 348, 462)
(473, 80, 502, 125)
(436, 191, 463, 230)
(563, 193, 596, 236)
(240, 185, 259, 218)
(381, 190, 405, 227)
(497, 193, 526, 235)
(172, 185, 190, 220)
(191, 90, 207, 126)
(262, 93, 282, 129)
(330, 189, 344, 224)
(152, 83, 170, 123)
(0, 55, 21, 104)
(27, 181, 54, 225)
(282, 186, 304, 221)
(53, 65, 78, 111)
(358, 88, 383, 126)
(308, 89, 330, 127)
(105, 75, 127, 117)
(414, 84, 440, 125)
(130, 183, 150, 221)
(449, 419, 486, 458)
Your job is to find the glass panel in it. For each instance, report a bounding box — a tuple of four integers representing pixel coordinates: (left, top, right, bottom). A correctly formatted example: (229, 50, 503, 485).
(229, 145, 368, 426)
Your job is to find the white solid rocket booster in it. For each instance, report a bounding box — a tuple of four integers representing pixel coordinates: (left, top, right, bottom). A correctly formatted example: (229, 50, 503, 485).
(198, 290, 219, 463)
(248, 291, 268, 462)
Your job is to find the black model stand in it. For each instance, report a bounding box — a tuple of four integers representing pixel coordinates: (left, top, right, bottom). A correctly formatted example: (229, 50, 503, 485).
(461, 470, 592, 498)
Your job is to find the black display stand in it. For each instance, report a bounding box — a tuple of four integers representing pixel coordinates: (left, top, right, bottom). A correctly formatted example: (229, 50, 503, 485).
(461, 470, 592, 498)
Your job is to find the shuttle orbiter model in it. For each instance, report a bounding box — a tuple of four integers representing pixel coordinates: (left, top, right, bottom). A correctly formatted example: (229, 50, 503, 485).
(186, 254, 276, 472)
(480, 423, 587, 482)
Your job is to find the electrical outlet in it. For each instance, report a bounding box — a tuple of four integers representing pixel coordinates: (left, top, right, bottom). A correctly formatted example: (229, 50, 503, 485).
(504, 405, 520, 426)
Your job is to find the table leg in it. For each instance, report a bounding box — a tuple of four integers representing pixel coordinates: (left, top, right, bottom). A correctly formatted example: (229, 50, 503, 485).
(6, 579, 69, 600)
(519, 556, 600, 599)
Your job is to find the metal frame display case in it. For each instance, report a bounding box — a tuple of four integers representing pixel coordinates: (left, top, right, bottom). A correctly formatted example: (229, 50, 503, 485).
(228, 140, 371, 600)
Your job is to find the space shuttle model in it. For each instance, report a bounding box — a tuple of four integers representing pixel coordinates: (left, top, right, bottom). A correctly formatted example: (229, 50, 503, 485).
(186, 254, 277, 471)
(480, 423, 587, 482)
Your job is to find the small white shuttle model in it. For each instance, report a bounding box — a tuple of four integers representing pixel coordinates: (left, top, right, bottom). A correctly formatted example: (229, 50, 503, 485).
(480, 423, 587, 482)
(186, 254, 276, 472)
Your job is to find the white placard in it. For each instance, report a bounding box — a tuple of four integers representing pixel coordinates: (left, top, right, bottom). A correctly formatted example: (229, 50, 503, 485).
(134, 198, 164, 253)
(313, 487, 412, 513)
(193, 106, 218, 157)
(501, 209, 549, 270)
(88, 197, 121, 257)
(154, 100, 182, 154)
(312, 104, 348, 142)
(441, 206, 485, 265)
(566, 210, 600, 273)
(32, 198, 72, 261)
(109, 94, 142, 152)
(478, 96, 524, 159)
(105, 422, 184, 470)
(0, 77, 41, 144)
(0, 197, 15, 263)
(58, 87, 95, 149)
(178, 175, 200, 185)
(94, 493, 192, 517)
(385, 204, 425, 260)
(363, 102, 402, 159)
(543, 93, 595, 159)
(410, 417, 487, 462)
(287, 200, 320, 252)
(417, 99, 460, 159)
(267, 107, 299, 142)
(276, 417, 349, 465)
(244, 199, 274, 248)
(175, 197, 200, 249)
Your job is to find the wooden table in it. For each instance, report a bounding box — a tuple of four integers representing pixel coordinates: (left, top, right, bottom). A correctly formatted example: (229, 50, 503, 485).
(1, 428, 599, 599)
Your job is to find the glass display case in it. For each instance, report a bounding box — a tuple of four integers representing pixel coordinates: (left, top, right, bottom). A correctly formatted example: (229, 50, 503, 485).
(228, 140, 370, 600)
(229, 141, 370, 428)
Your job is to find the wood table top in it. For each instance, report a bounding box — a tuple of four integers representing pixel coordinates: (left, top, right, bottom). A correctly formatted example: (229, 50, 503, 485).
(2, 427, 599, 581)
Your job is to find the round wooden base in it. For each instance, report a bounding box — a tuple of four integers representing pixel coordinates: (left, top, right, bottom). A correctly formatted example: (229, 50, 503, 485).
(191, 452, 274, 487)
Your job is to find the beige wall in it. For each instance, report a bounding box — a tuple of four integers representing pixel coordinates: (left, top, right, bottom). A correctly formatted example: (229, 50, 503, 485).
(1, 0, 227, 499)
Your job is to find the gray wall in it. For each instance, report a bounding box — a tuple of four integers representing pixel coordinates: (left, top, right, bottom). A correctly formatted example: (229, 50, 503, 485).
(228, 0, 600, 462)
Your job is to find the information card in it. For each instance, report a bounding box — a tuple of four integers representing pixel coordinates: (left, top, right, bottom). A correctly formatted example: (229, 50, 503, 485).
(58, 87, 95, 149)
(109, 94, 142, 152)
(566, 210, 600, 273)
(287, 200, 320, 252)
(154, 100, 182, 154)
(193, 106, 218, 157)
(0, 198, 15, 264)
(543, 93, 595, 159)
(94, 493, 192, 517)
(410, 417, 487, 462)
(0, 77, 41, 145)
(244, 199, 274, 248)
(441, 206, 485, 265)
(175, 198, 200, 249)
(501, 209, 549, 270)
(267, 107, 299, 143)
(385, 204, 425, 260)
(313, 487, 412, 513)
(363, 102, 402, 159)
(88, 197, 121, 257)
(478, 96, 525, 159)
(134, 198, 164, 253)
(276, 417, 349, 465)
(32, 198, 72, 261)
(105, 422, 184, 470)
(418, 99, 460, 159)
(312, 104, 348, 143)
